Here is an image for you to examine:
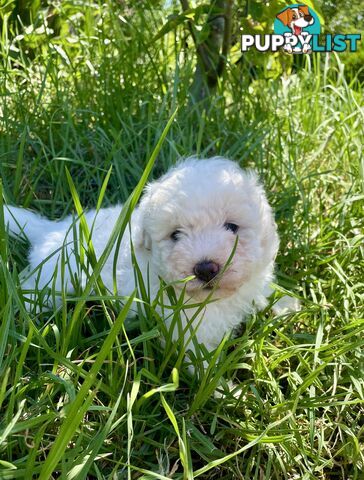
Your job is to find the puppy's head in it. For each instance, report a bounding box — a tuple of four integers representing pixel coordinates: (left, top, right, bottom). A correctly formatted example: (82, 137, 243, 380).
(135, 157, 279, 299)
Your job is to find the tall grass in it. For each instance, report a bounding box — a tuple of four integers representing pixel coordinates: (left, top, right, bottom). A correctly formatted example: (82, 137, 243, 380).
(0, 2, 363, 479)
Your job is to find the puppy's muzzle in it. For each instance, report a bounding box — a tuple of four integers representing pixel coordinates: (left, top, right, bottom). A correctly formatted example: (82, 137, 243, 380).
(193, 260, 220, 284)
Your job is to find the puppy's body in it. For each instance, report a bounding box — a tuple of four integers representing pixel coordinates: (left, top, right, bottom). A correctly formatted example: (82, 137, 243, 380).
(5, 157, 279, 353)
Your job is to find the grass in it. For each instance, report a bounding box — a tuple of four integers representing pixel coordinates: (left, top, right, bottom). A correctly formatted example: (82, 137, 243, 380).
(0, 3, 363, 479)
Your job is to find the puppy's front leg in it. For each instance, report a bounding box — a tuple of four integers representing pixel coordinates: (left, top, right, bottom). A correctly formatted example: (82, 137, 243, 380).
(263, 284, 300, 315)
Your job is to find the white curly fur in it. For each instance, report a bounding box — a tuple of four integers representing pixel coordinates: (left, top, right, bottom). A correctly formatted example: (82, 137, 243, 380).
(5, 157, 280, 354)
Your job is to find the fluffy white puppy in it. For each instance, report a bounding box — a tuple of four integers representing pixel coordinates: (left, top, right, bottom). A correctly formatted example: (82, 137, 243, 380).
(5, 157, 279, 355)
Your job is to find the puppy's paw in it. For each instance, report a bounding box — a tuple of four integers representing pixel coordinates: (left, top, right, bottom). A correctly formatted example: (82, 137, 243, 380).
(214, 379, 244, 402)
(272, 295, 301, 315)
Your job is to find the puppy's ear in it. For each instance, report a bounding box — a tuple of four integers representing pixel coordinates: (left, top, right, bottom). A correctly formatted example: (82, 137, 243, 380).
(260, 204, 279, 264)
(133, 215, 152, 251)
(132, 184, 154, 251)
(251, 174, 279, 265)
(276, 9, 291, 26)
(244, 171, 279, 266)
(141, 229, 152, 251)
(299, 5, 309, 16)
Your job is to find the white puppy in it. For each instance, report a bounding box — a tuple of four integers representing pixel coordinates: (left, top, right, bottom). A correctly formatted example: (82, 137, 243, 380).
(5, 157, 280, 355)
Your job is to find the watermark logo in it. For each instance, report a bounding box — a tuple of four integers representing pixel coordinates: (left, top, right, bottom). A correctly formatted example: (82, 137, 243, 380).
(241, 3, 361, 54)
(274, 4, 320, 53)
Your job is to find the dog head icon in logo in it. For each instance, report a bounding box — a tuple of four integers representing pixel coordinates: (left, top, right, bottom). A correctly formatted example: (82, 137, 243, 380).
(274, 4, 321, 54)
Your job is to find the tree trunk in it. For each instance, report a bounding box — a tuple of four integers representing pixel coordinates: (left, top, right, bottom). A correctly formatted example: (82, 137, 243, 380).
(180, 0, 233, 108)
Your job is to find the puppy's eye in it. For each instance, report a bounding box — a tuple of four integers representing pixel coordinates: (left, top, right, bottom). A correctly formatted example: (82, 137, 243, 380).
(170, 230, 181, 241)
(224, 223, 239, 234)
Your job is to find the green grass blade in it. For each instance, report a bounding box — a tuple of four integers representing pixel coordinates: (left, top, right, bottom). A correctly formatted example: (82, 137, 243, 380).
(38, 292, 135, 479)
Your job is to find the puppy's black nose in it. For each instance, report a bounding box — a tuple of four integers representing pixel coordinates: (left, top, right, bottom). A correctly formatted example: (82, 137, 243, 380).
(304, 14, 313, 22)
(193, 260, 220, 283)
